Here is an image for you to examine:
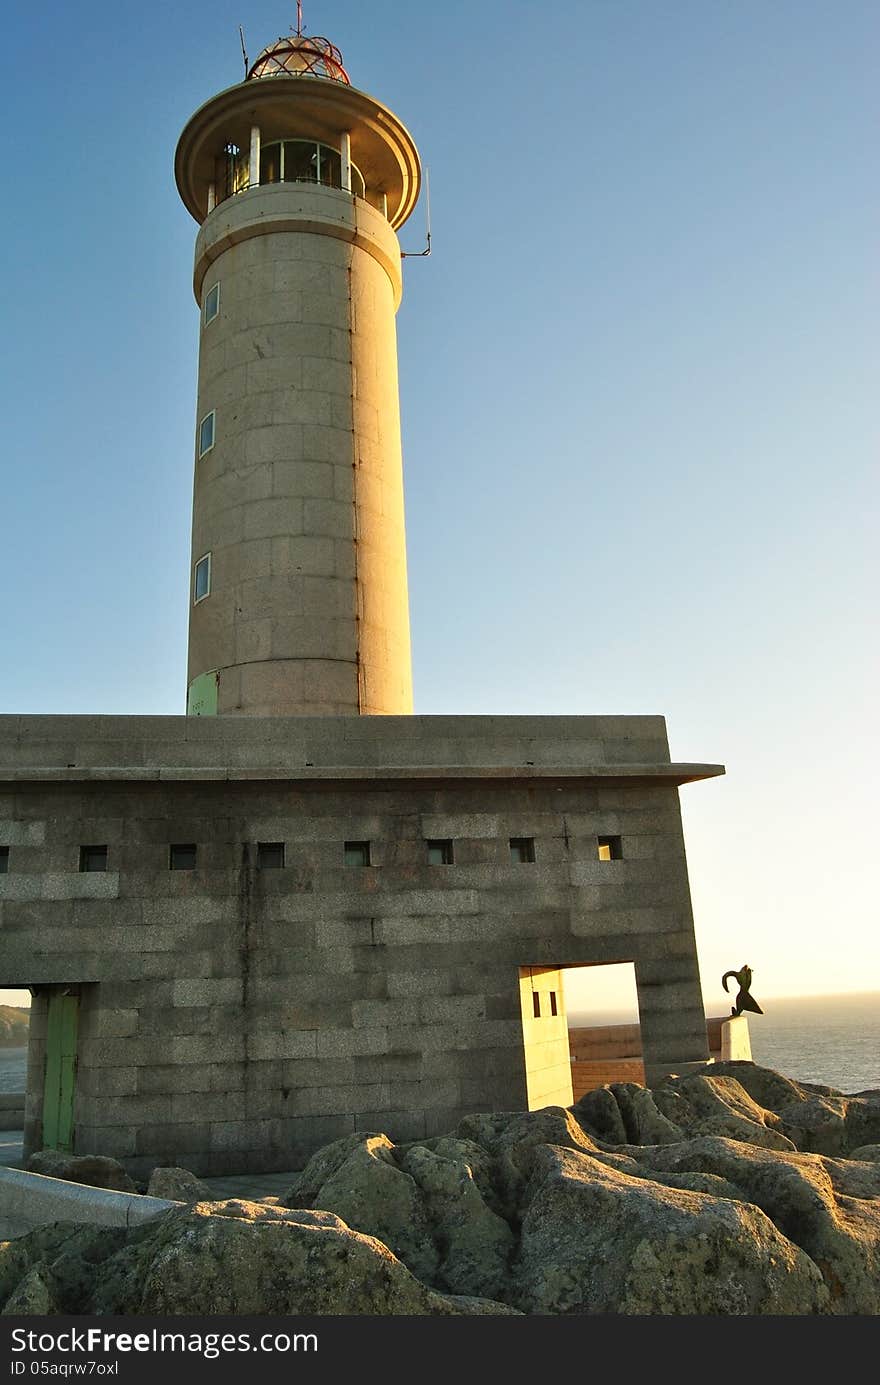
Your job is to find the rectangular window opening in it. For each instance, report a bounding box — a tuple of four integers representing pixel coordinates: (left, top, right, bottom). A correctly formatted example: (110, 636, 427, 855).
(79, 845, 108, 873)
(257, 842, 285, 869)
(0, 846, 8, 874)
(198, 410, 215, 458)
(170, 844, 197, 871)
(203, 282, 220, 325)
(549, 991, 558, 1016)
(344, 841, 371, 868)
(426, 838, 454, 865)
(597, 835, 623, 861)
(194, 552, 211, 604)
(509, 836, 535, 864)
(532, 992, 541, 1019)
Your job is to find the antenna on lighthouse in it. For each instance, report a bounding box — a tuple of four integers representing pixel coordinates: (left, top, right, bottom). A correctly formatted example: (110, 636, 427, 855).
(238, 25, 249, 78)
(401, 167, 432, 259)
(296, 1, 304, 36)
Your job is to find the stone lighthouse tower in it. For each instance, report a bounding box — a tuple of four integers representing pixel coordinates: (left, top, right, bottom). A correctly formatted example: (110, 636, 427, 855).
(175, 21, 420, 717)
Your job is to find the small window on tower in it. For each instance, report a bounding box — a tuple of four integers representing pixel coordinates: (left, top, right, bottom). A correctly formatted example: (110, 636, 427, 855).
(257, 842, 285, 869)
(426, 839, 454, 865)
(549, 991, 558, 1016)
(170, 844, 197, 871)
(532, 992, 541, 1019)
(203, 283, 220, 325)
(597, 836, 623, 861)
(344, 841, 371, 867)
(194, 553, 211, 604)
(79, 845, 108, 873)
(509, 837, 535, 864)
(0, 847, 9, 874)
(198, 410, 215, 458)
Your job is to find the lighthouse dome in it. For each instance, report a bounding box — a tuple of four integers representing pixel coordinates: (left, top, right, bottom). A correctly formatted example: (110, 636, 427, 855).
(247, 34, 350, 85)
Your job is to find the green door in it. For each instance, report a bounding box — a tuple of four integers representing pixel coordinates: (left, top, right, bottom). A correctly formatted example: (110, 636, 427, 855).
(42, 991, 79, 1152)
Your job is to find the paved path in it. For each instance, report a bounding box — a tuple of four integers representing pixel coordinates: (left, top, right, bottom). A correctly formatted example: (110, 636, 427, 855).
(0, 1132, 22, 1168)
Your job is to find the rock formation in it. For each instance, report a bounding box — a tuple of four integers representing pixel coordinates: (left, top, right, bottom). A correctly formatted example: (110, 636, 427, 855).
(25, 1151, 138, 1194)
(2, 1065, 878, 1315)
(145, 1167, 213, 1203)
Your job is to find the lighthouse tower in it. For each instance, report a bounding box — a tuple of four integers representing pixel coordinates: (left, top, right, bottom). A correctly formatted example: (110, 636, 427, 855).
(175, 21, 420, 717)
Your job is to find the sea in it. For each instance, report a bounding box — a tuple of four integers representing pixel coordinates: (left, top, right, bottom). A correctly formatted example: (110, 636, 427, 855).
(568, 989, 880, 1096)
(0, 991, 877, 1104)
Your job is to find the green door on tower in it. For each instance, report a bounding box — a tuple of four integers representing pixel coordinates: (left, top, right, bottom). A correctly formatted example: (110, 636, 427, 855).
(42, 991, 79, 1152)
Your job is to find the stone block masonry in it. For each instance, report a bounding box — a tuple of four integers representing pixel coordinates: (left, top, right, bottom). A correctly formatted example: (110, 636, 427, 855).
(0, 713, 722, 1177)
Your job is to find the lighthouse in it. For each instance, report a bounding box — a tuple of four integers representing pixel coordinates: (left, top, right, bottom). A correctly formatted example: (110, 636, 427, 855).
(175, 21, 421, 717)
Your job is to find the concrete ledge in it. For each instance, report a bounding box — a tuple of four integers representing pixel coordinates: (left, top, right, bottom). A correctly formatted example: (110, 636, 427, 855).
(0, 1166, 180, 1242)
(0, 763, 723, 787)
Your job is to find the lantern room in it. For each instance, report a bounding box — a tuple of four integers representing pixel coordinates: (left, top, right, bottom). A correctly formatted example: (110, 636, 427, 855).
(175, 31, 421, 229)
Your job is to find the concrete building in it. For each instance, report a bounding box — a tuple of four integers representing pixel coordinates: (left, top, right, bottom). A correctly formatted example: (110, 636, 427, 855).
(0, 25, 723, 1177)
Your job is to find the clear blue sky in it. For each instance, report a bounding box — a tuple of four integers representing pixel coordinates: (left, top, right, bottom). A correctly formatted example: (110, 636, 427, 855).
(1, 2, 877, 1013)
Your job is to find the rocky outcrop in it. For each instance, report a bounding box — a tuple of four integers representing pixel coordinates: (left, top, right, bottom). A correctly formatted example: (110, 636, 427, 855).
(650, 1074, 795, 1150)
(2, 1065, 878, 1315)
(705, 1062, 880, 1156)
(26, 1151, 138, 1193)
(287, 1132, 440, 1283)
(514, 1145, 827, 1314)
(145, 1167, 212, 1203)
(0, 1201, 517, 1316)
(1, 1266, 57, 1315)
(628, 1137, 880, 1313)
(851, 1145, 880, 1162)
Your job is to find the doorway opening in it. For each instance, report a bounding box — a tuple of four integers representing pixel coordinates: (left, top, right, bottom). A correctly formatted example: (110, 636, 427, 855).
(563, 962, 646, 1099)
(0, 984, 83, 1161)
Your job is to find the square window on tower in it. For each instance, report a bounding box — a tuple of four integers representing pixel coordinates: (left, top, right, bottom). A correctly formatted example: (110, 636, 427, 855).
(198, 410, 215, 458)
(203, 283, 220, 325)
(193, 553, 211, 604)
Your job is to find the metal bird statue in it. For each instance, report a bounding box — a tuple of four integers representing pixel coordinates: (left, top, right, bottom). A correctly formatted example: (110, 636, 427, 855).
(722, 964, 764, 1017)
